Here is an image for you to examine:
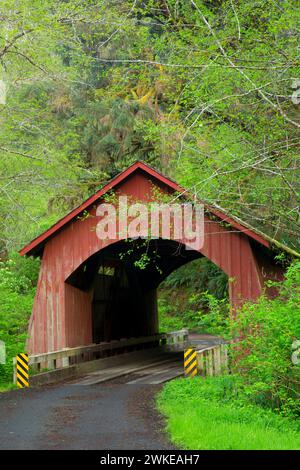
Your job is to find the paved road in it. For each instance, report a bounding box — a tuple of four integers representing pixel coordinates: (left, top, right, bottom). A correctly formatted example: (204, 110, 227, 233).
(0, 357, 181, 450)
(0, 383, 176, 450)
(0, 334, 223, 450)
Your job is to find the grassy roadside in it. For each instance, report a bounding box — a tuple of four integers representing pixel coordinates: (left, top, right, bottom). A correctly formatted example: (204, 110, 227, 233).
(156, 376, 300, 450)
(0, 382, 17, 393)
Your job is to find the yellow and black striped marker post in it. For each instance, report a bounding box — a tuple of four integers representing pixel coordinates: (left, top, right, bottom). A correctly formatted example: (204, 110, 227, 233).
(16, 353, 29, 388)
(184, 348, 198, 377)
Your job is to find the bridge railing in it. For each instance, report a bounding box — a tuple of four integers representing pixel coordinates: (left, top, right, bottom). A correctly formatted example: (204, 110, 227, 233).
(195, 344, 228, 376)
(13, 329, 189, 380)
(161, 328, 189, 351)
(27, 334, 164, 373)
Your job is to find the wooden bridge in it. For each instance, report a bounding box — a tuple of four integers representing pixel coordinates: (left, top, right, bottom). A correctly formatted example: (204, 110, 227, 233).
(20, 161, 285, 356)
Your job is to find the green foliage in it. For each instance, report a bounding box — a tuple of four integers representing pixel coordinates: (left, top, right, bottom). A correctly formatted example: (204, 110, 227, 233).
(158, 258, 229, 333)
(0, 253, 39, 384)
(160, 259, 300, 420)
(229, 260, 300, 416)
(158, 290, 229, 334)
(162, 258, 228, 299)
(157, 376, 300, 450)
(0, 0, 299, 253)
(190, 292, 230, 336)
(159, 296, 202, 333)
(158, 299, 185, 332)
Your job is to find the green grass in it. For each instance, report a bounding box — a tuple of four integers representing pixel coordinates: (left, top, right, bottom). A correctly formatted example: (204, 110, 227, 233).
(156, 376, 300, 450)
(0, 382, 17, 393)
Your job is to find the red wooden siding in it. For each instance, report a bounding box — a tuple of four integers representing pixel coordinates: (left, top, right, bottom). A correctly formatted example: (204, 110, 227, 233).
(20, 163, 283, 355)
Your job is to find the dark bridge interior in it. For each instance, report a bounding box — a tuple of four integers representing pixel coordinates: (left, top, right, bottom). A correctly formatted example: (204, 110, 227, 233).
(66, 239, 202, 343)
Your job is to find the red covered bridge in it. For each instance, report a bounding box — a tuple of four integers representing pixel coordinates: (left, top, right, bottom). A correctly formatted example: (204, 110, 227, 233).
(20, 161, 285, 355)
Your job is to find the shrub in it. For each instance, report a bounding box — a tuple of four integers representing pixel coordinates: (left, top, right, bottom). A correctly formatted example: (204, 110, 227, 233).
(229, 260, 300, 416)
(162, 259, 300, 417)
(0, 253, 39, 384)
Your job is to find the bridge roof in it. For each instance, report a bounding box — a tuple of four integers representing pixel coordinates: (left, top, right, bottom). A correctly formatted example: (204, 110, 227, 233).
(19, 160, 294, 257)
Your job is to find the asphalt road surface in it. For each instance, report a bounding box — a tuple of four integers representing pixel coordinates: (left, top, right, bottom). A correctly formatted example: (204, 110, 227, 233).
(0, 358, 180, 450)
(0, 334, 223, 450)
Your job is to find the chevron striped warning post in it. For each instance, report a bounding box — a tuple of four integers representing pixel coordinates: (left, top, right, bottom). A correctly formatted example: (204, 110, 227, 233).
(16, 353, 29, 388)
(184, 348, 198, 377)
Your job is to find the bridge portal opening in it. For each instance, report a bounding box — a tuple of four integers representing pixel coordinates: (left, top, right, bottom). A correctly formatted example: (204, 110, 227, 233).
(65, 238, 203, 345)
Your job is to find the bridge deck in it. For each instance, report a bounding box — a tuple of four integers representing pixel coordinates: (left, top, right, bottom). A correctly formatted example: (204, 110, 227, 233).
(71, 353, 183, 386)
